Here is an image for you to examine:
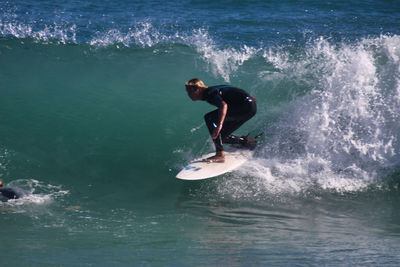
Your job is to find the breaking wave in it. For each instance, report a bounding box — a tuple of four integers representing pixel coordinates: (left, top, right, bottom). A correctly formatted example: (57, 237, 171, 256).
(2, 10, 400, 197)
(217, 35, 400, 198)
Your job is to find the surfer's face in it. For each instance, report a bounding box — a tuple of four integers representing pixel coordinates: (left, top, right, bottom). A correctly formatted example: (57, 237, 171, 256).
(186, 85, 201, 101)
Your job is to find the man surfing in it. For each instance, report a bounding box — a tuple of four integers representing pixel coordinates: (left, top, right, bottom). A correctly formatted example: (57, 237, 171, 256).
(185, 78, 258, 163)
(0, 178, 27, 201)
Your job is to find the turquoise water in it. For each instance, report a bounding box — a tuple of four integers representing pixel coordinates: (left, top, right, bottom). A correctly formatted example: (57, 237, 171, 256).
(1, 0, 400, 265)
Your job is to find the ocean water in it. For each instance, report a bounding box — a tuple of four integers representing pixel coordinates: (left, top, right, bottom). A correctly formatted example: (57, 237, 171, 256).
(1, 0, 400, 265)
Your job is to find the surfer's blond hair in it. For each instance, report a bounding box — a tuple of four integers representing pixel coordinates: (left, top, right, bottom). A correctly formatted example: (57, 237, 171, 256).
(186, 78, 206, 88)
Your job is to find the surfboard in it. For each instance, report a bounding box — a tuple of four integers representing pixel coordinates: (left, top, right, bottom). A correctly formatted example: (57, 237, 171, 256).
(176, 149, 253, 180)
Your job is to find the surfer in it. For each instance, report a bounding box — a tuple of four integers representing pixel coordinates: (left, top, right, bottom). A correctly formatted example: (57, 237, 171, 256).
(185, 78, 258, 163)
(0, 179, 26, 201)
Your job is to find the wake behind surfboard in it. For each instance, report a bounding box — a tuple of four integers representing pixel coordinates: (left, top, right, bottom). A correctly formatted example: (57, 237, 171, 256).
(176, 148, 254, 180)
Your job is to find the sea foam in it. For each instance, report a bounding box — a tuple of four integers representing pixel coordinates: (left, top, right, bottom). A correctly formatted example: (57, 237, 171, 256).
(222, 35, 400, 198)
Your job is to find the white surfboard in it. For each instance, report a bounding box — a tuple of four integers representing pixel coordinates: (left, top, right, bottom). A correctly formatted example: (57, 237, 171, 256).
(176, 149, 253, 180)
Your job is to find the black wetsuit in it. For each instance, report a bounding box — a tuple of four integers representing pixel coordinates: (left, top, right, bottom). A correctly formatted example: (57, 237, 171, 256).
(0, 187, 25, 201)
(203, 85, 257, 152)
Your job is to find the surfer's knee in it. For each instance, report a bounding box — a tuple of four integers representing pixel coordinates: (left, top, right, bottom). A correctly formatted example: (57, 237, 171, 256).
(204, 112, 210, 122)
(204, 110, 219, 128)
(204, 110, 216, 121)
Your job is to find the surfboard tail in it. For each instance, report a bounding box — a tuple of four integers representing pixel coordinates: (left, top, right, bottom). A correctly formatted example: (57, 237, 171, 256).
(236, 132, 264, 150)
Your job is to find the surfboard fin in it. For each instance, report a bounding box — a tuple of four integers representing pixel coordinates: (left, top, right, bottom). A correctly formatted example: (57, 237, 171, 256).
(254, 132, 264, 139)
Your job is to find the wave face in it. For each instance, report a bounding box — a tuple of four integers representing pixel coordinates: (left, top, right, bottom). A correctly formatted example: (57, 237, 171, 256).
(1, 0, 400, 265)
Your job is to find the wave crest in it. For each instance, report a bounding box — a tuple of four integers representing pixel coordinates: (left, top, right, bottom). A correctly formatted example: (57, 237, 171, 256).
(228, 35, 400, 197)
(0, 19, 77, 44)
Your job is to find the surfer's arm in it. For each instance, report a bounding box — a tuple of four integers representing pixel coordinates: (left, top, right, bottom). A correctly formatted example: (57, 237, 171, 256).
(212, 101, 227, 139)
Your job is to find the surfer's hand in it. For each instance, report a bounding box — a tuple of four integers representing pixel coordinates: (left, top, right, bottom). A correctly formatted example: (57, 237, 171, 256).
(211, 101, 227, 140)
(212, 127, 221, 139)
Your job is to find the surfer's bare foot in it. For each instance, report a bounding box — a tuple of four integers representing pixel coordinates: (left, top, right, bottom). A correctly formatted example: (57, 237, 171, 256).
(203, 151, 225, 163)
